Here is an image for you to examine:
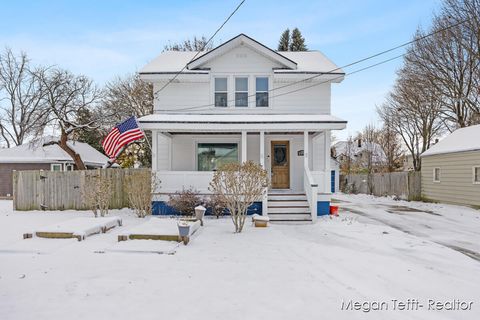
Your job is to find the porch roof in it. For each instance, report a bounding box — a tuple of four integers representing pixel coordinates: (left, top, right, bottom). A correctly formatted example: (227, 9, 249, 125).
(138, 114, 347, 132)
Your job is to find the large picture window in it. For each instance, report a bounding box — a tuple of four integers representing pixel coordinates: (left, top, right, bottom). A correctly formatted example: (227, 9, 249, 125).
(197, 143, 238, 171)
(235, 77, 248, 107)
(214, 77, 228, 107)
(256, 77, 269, 107)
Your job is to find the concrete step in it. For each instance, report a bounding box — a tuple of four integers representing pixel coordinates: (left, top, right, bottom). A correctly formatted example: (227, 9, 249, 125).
(268, 206, 310, 214)
(268, 213, 312, 221)
(268, 194, 307, 201)
(268, 201, 309, 207)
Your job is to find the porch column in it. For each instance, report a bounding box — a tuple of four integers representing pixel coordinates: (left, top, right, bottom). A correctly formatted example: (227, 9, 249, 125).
(303, 131, 309, 169)
(260, 131, 267, 216)
(151, 130, 158, 171)
(324, 130, 331, 193)
(259, 131, 265, 168)
(241, 131, 247, 163)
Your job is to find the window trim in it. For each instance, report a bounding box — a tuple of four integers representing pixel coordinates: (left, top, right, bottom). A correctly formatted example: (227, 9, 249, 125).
(65, 164, 74, 171)
(433, 167, 441, 183)
(51, 163, 63, 172)
(234, 76, 249, 107)
(195, 141, 240, 171)
(214, 77, 228, 107)
(255, 76, 269, 107)
(473, 166, 480, 184)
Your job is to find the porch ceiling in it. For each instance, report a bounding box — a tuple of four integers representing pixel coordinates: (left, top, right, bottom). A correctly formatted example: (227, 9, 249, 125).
(138, 114, 347, 132)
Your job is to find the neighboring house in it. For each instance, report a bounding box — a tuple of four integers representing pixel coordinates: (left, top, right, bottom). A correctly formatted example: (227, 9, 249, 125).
(333, 138, 386, 173)
(420, 124, 480, 207)
(0, 137, 109, 197)
(138, 34, 347, 221)
(402, 154, 414, 171)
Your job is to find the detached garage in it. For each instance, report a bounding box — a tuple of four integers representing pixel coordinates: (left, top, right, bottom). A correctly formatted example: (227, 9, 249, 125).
(421, 124, 480, 207)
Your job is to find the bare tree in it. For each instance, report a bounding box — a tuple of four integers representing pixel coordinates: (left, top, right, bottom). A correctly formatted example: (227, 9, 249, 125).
(0, 48, 47, 147)
(376, 117, 404, 172)
(164, 36, 214, 52)
(209, 161, 269, 233)
(36, 68, 101, 169)
(99, 73, 153, 167)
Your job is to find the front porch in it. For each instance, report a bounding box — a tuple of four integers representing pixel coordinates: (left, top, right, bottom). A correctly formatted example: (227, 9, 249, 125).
(139, 114, 347, 221)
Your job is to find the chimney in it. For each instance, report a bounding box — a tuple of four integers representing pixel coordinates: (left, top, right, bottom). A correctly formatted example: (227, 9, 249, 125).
(357, 138, 362, 148)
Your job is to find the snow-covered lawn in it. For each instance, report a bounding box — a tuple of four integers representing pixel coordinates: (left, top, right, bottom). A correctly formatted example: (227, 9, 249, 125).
(0, 196, 479, 320)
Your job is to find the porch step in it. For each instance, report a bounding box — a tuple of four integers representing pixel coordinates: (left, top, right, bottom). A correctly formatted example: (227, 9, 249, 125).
(266, 192, 312, 221)
(268, 206, 310, 214)
(268, 194, 307, 201)
(268, 201, 309, 207)
(268, 214, 312, 222)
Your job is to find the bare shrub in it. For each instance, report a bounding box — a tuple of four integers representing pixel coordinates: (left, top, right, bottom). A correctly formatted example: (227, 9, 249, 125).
(167, 187, 202, 216)
(210, 161, 269, 233)
(204, 193, 227, 219)
(83, 171, 112, 217)
(124, 170, 159, 218)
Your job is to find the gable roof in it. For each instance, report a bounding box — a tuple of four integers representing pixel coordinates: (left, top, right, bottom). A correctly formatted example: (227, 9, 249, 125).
(187, 34, 297, 70)
(0, 137, 109, 166)
(421, 124, 480, 157)
(139, 34, 344, 76)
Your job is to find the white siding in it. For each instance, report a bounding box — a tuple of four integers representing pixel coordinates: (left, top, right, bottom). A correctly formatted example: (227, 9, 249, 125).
(156, 133, 171, 170)
(151, 46, 332, 115)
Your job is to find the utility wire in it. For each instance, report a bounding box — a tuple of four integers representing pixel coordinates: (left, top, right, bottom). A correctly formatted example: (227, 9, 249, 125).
(153, 18, 468, 112)
(153, 0, 246, 97)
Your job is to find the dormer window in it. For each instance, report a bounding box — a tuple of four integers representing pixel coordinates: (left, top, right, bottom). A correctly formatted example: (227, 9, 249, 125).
(256, 77, 269, 107)
(235, 77, 248, 107)
(214, 77, 228, 107)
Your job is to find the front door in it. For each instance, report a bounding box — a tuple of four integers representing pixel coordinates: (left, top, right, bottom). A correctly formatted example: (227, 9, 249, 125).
(271, 141, 290, 189)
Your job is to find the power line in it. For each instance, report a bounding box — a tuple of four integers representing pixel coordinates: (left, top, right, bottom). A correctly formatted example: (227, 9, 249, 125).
(153, 0, 246, 97)
(153, 18, 468, 112)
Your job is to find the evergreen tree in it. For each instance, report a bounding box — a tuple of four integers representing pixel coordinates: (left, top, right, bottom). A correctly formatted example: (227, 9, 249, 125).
(289, 28, 307, 51)
(277, 29, 290, 51)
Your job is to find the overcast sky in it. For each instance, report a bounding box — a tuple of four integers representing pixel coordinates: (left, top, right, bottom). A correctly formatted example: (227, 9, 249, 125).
(0, 0, 441, 140)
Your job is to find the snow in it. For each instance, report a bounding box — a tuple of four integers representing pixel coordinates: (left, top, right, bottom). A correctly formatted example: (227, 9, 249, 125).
(0, 198, 479, 319)
(124, 217, 179, 236)
(140, 35, 342, 74)
(0, 137, 109, 166)
(138, 113, 347, 123)
(35, 216, 122, 238)
(252, 214, 270, 222)
(421, 124, 480, 157)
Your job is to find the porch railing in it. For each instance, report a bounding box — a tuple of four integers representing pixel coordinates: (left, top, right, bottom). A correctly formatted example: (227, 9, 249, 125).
(155, 171, 214, 193)
(304, 167, 318, 222)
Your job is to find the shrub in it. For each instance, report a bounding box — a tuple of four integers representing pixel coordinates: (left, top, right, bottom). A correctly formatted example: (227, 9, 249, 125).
(124, 170, 159, 218)
(204, 193, 227, 219)
(209, 161, 269, 233)
(168, 187, 202, 216)
(83, 171, 112, 217)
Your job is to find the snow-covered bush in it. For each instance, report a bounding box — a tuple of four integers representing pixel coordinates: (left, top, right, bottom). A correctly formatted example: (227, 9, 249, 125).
(168, 187, 202, 216)
(209, 161, 269, 233)
(83, 171, 112, 217)
(124, 170, 159, 218)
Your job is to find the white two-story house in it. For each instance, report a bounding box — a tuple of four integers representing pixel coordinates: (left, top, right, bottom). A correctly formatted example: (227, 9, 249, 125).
(138, 34, 346, 222)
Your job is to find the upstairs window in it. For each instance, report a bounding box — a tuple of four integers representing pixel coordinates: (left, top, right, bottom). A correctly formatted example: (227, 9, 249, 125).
(214, 77, 228, 107)
(433, 168, 441, 182)
(235, 77, 248, 107)
(256, 77, 269, 107)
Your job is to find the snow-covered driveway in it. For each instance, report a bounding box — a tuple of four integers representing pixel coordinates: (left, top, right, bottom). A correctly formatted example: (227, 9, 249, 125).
(0, 198, 479, 320)
(334, 193, 480, 262)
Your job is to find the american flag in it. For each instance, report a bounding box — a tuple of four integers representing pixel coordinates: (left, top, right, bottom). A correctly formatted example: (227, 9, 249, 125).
(102, 116, 145, 159)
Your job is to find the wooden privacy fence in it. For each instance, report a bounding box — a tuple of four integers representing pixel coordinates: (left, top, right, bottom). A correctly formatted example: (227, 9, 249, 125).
(339, 171, 421, 201)
(13, 169, 151, 211)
